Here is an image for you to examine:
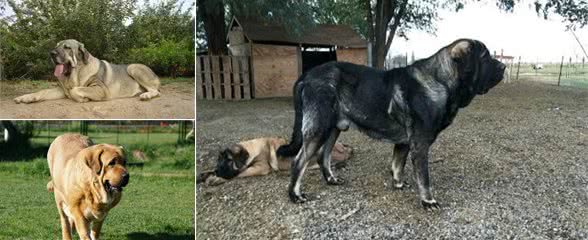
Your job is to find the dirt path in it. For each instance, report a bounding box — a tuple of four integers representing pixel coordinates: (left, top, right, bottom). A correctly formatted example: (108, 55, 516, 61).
(0, 80, 194, 119)
(197, 81, 588, 239)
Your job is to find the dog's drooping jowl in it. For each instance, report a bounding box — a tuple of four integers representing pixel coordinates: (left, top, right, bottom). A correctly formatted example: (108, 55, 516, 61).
(277, 39, 506, 210)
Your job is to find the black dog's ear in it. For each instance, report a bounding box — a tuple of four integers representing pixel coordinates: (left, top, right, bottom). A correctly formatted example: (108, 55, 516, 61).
(78, 43, 89, 64)
(450, 40, 471, 59)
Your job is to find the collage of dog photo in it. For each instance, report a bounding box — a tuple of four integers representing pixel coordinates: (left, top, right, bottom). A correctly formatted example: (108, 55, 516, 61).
(1, 0, 195, 239)
(3, 0, 588, 239)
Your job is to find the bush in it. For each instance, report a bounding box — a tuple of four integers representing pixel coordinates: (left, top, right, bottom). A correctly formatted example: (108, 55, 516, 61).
(127, 39, 194, 78)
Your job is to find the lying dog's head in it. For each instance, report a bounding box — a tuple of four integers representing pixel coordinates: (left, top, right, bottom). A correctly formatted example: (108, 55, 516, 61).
(50, 39, 90, 79)
(214, 145, 250, 179)
(82, 144, 129, 197)
(449, 39, 506, 96)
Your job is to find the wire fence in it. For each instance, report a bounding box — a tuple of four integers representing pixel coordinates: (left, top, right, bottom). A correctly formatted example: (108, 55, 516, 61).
(510, 56, 587, 88)
(4, 121, 194, 147)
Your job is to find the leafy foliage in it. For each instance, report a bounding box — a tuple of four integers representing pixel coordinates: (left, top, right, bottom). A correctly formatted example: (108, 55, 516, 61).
(127, 39, 194, 78)
(0, 0, 194, 80)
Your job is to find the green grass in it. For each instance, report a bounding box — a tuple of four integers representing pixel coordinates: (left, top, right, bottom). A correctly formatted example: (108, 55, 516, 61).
(515, 63, 588, 88)
(0, 143, 195, 240)
(160, 77, 194, 85)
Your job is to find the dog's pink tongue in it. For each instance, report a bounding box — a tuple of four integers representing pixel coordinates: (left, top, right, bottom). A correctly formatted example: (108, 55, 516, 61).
(53, 64, 64, 77)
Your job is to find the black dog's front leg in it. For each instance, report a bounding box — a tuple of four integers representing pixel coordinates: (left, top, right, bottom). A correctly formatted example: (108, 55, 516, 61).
(410, 141, 441, 211)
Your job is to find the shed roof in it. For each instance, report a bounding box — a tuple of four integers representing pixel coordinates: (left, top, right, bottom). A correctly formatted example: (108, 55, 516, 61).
(231, 17, 367, 48)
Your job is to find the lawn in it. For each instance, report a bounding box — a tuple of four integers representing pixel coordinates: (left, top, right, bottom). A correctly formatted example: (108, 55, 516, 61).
(0, 142, 195, 240)
(516, 63, 588, 88)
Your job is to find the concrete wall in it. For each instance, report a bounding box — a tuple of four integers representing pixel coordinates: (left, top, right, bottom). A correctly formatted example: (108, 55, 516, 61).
(251, 43, 300, 98)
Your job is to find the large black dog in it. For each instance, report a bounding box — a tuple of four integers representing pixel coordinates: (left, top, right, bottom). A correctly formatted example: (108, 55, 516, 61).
(277, 39, 506, 210)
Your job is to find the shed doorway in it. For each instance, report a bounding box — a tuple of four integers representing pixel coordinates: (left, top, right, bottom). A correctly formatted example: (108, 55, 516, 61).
(301, 47, 337, 73)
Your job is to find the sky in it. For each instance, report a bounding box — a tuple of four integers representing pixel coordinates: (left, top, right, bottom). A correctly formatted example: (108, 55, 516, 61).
(390, 0, 588, 63)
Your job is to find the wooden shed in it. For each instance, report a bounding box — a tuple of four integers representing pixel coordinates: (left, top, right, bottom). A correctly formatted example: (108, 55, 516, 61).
(227, 17, 367, 98)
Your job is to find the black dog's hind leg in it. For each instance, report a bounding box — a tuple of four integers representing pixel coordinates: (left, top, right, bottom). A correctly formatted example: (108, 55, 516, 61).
(391, 144, 410, 189)
(289, 138, 321, 203)
(410, 141, 441, 211)
(318, 129, 345, 185)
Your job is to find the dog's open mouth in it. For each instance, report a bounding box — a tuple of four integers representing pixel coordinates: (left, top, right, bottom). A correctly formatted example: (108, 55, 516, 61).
(53, 63, 71, 78)
(105, 180, 123, 193)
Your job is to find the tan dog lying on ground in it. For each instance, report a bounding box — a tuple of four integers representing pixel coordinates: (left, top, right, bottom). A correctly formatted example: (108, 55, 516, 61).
(47, 133, 129, 240)
(14, 39, 160, 104)
(197, 137, 353, 185)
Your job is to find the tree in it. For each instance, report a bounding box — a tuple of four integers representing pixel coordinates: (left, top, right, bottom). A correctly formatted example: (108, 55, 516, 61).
(196, 0, 588, 68)
(1, 0, 136, 79)
(313, 0, 588, 69)
(126, 0, 195, 77)
(197, 0, 226, 55)
(1, 0, 194, 79)
(196, 0, 315, 55)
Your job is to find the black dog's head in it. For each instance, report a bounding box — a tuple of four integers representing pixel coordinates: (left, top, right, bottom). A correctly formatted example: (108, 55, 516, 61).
(214, 144, 250, 179)
(450, 39, 506, 95)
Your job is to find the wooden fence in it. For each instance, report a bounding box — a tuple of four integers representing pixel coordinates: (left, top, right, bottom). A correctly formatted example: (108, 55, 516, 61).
(196, 55, 253, 100)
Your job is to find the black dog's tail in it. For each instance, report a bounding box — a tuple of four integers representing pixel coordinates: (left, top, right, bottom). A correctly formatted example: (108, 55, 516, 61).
(277, 75, 306, 157)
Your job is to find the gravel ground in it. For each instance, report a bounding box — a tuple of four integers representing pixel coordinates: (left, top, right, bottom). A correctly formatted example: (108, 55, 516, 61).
(196, 81, 588, 240)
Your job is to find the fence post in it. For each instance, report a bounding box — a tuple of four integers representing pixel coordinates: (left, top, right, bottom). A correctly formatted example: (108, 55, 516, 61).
(516, 56, 521, 80)
(568, 57, 572, 78)
(116, 121, 120, 145)
(47, 121, 50, 145)
(196, 57, 203, 99)
(557, 56, 564, 86)
(146, 123, 151, 146)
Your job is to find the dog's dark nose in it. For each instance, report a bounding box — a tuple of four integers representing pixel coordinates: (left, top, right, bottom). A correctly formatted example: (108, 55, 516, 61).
(50, 50, 57, 57)
(121, 172, 129, 187)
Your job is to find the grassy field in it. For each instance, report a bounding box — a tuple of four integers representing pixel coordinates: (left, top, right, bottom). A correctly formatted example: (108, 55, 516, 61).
(516, 63, 588, 88)
(0, 141, 195, 239)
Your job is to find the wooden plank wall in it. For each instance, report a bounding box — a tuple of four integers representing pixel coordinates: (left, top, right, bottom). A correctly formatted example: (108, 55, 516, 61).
(251, 43, 299, 98)
(196, 55, 252, 100)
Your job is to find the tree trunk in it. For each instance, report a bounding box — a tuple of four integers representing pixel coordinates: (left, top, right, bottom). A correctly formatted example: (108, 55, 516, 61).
(371, 0, 406, 70)
(198, 0, 227, 55)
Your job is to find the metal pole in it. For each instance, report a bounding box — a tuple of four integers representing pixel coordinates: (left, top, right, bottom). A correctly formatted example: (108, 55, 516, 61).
(116, 121, 120, 145)
(146, 123, 150, 146)
(558, 56, 564, 86)
(516, 56, 521, 80)
(568, 57, 572, 78)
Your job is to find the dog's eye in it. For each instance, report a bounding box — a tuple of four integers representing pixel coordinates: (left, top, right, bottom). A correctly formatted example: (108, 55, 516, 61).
(108, 160, 116, 166)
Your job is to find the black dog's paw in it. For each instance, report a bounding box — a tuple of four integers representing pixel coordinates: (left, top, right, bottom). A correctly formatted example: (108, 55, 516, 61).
(392, 180, 410, 190)
(289, 192, 309, 204)
(421, 199, 441, 211)
(326, 176, 345, 185)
